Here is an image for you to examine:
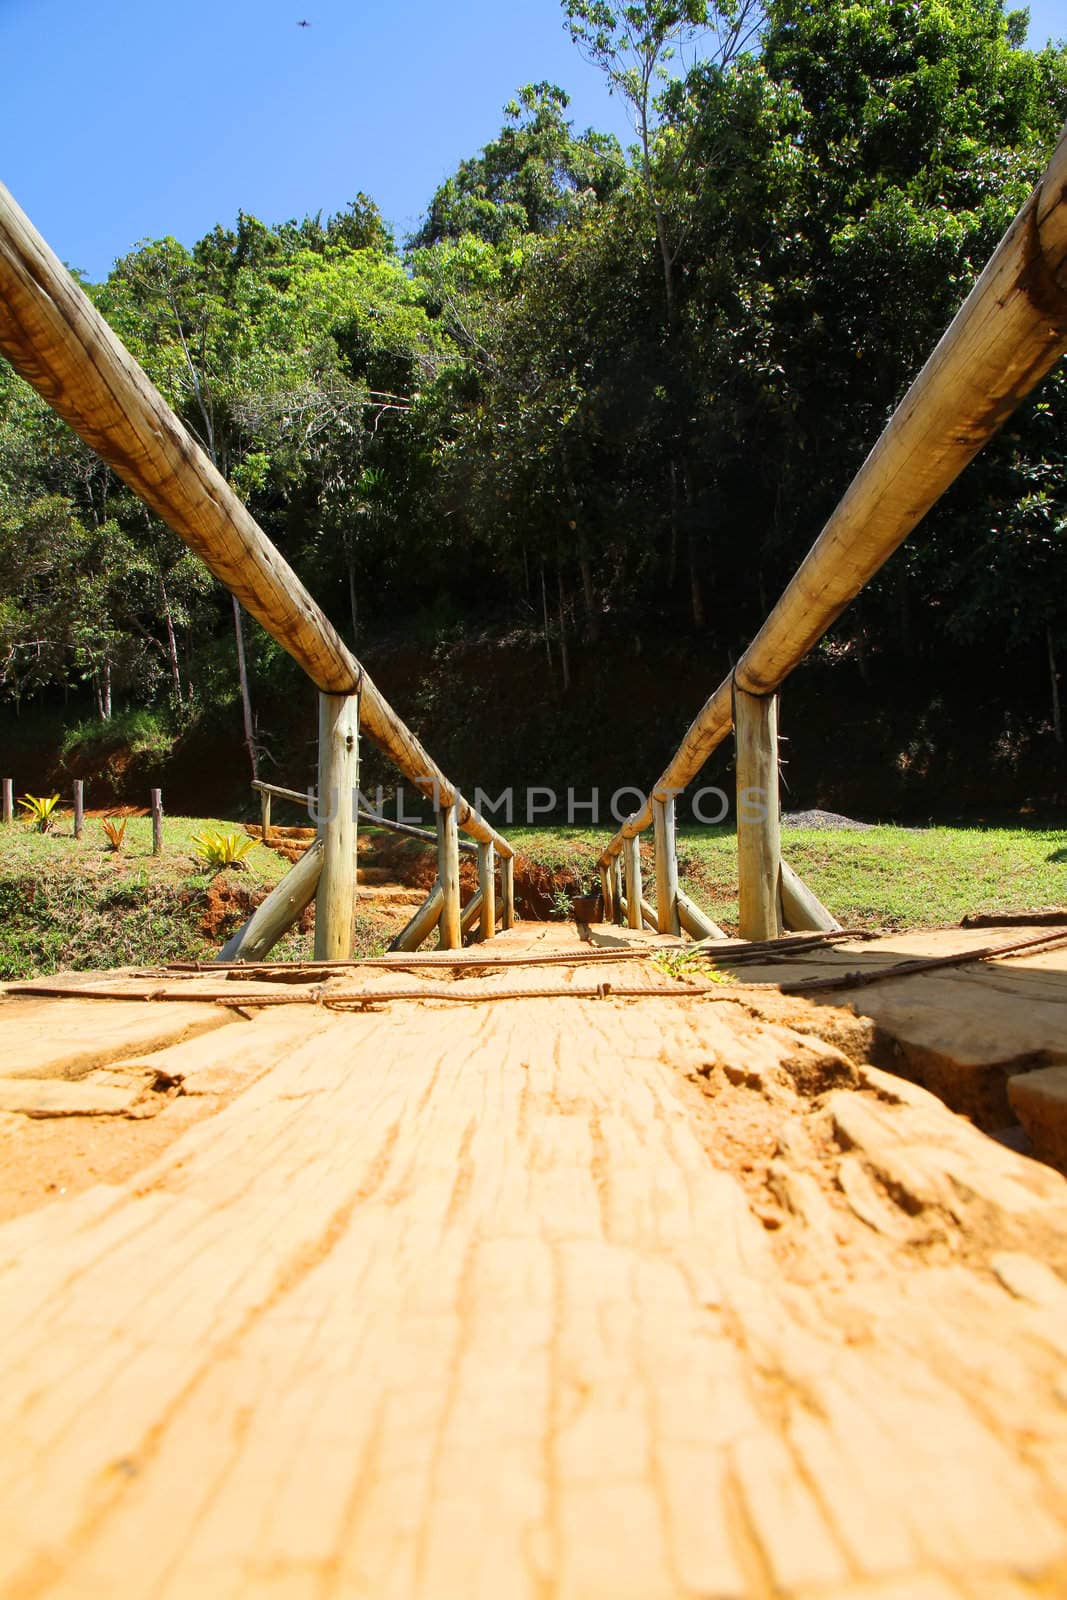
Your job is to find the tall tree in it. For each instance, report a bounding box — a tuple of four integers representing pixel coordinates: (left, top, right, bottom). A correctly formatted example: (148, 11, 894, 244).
(413, 82, 624, 248)
(562, 0, 766, 623)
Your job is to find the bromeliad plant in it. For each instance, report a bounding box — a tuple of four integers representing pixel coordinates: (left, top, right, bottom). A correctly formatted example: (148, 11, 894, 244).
(101, 816, 128, 851)
(191, 829, 259, 872)
(18, 792, 61, 833)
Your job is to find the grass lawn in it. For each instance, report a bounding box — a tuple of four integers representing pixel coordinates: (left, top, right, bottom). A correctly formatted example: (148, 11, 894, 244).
(0, 812, 298, 978)
(508, 822, 1067, 935)
(0, 812, 1063, 978)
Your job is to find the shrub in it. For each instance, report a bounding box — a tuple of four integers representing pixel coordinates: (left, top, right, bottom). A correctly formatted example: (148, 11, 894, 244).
(61, 707, 176, 762)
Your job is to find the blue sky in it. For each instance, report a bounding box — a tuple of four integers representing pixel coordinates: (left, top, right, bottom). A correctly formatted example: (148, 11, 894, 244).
(1, 0, 1064, 281)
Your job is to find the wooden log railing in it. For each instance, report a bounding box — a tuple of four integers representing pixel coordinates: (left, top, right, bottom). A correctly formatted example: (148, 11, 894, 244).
(251, 779, 479, 854)
(597, 118, 1067, 940)
(0, 182, 516, 959)
(253, 778, 503, 953)
(0, 182, 513, 863)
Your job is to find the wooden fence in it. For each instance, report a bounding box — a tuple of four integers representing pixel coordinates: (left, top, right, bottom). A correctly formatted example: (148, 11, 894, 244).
(0, 184, 515, 960)
(597, 118, 1067, 942)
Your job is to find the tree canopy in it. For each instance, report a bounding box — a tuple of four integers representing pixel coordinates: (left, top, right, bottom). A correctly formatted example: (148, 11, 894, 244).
(1, 0, 1065, 769)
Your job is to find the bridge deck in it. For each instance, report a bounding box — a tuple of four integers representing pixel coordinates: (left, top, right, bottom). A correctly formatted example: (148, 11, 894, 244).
(1, 925, 1066, 1598)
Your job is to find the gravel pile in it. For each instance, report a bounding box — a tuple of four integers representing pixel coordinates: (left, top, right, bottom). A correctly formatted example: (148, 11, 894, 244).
(781, 809, 875, 831)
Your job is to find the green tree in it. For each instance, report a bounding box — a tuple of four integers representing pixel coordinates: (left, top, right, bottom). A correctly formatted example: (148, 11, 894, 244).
(412, 83, 624, 248)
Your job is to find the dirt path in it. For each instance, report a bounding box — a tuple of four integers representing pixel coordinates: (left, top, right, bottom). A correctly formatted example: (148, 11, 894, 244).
(1, 927, 1066, 1596)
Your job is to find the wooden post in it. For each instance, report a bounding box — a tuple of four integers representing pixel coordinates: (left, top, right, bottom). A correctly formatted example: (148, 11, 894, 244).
(217, 840, 324, 963)
(437, 801, 462, 951)
(599, 862, 614, 925)
(677, 891, 728, 942)
(613, 855, 625, 925)
(780, 858, 842, 933)
(390, 882, 444, 954)
(652, 795, 681, 936)
(735, 684, 782, 941)
(623, 834, 643, 931)
(314, 691, 359, 961)
(260, 786, 272, 843)
(73, 780, 84, 840)
(2, 779, 12, 826)
(460, 890, 484, 940)
(501, 854, 516, 930)
(150, 789, 163, 857)
(477, 841, 496, 942)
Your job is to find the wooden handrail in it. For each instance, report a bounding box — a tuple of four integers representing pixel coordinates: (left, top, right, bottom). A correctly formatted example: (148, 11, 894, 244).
(0, 183, 513, 860)
(599, 119, 1067, 863)
(251, 779, 478, 853)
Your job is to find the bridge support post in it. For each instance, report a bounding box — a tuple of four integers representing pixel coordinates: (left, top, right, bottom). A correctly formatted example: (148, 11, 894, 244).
(437, 800, 462, 950)
(314, 690, 359, 960)
(613, 855, 625, 925)
(677, 891, 728, 942)
(390, 882, 443, 954)
(599, 861, 614, 924)
(623, 834, 643, 931)
(220, 839, 324, 963)
(653, 795, 681, 936)
(780, 858, 841, 933)
(501, 854, 516, 929)
(734, 682, 783, 941)
(260, 786, 272, 843)
(478, 841, 496, 941)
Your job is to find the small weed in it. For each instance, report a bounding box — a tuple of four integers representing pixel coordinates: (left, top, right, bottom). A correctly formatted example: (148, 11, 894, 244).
(651, 948, 732, 984)
(549, 885, 573, 919)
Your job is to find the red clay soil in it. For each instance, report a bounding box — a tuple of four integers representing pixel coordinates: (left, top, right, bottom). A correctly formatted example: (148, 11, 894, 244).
(250, 825, 583, 922)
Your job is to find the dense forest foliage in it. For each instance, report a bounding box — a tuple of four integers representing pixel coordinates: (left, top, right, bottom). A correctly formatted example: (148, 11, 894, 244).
(2, 0, 1066, 813)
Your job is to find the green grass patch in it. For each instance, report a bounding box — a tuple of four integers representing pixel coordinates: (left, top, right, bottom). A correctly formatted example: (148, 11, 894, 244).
(2, 815, 1062, 979)
(0, 812, 297, 978)
(510, 822, 1066, 934)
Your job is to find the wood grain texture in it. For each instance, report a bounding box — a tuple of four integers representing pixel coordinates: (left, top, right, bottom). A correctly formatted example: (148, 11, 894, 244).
(150, 789, 163, 857)
(677, 891, 728, 942)
(502, 854, 516, 930)
(478, 841, 496, 942)
(0, 183, 512, 861)
(437, 803, 462, 951)
(217, 840, 324, 964)
(0, 937, 1066, 1597)
(735, 687, 783, 942)
(599, 119, 1067, 864)
(652, 796, 681, 937)
(780, 857, 842, 934)
(390, 883, 445, 953)
(315, 693, 360, 960)
(623, 835, 643, 931)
